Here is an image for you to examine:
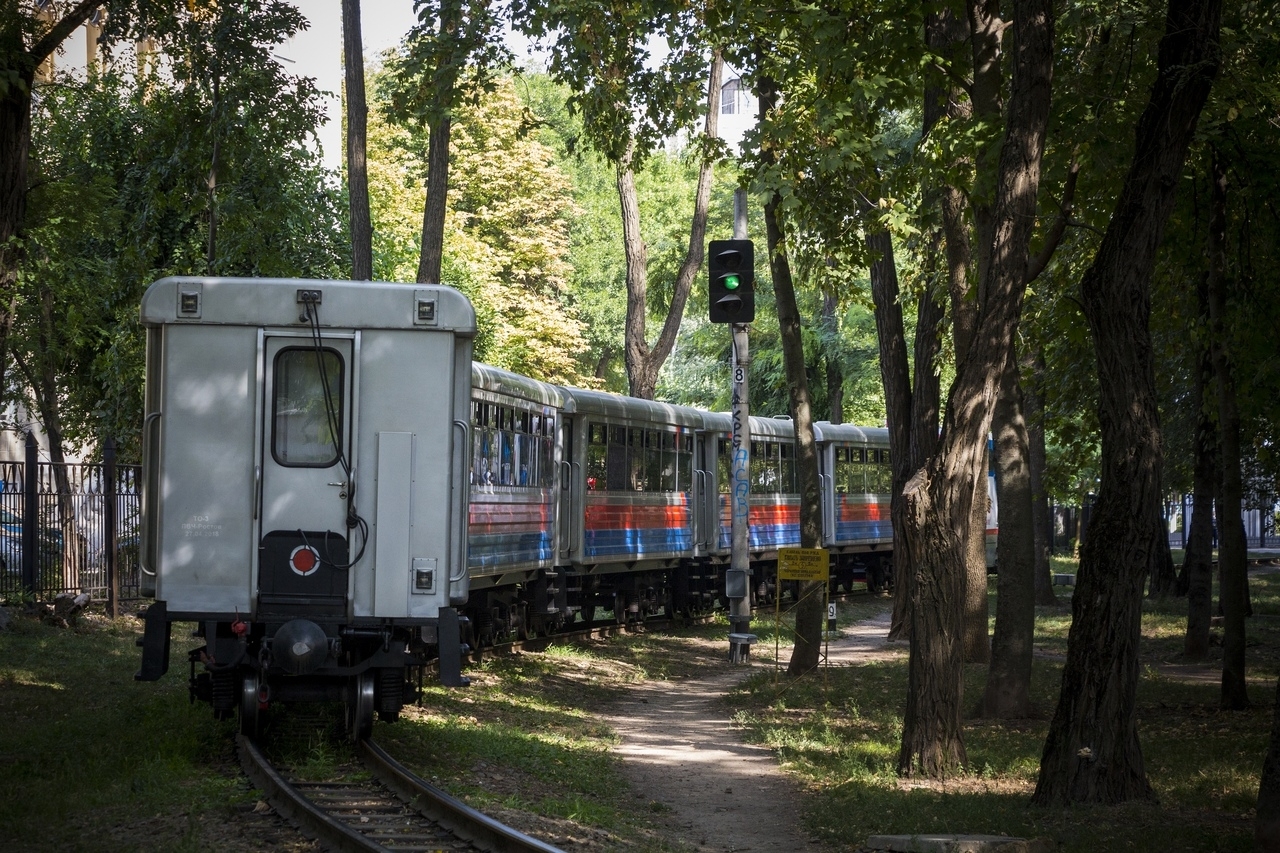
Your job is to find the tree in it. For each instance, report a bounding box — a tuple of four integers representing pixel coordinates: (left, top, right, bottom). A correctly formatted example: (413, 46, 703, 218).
(370, 70, 592, 382)
(343, 0, 372, 280)
(0, 0, 129, 398)
(897, 0, 1054, 776)
(385, 0, 511, 286)
(514, 0, 719, 400)
(1033, 0, 1222, 805)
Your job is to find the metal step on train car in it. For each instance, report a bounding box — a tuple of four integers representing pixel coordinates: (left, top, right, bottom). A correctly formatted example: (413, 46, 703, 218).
(135, 277, 475, 739)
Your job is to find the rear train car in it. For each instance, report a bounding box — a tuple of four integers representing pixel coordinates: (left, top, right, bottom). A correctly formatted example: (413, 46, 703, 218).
(135, 277, 475, 738)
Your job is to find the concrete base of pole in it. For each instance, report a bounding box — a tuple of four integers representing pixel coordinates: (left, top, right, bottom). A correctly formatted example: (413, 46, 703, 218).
(728, 632, 758, 664)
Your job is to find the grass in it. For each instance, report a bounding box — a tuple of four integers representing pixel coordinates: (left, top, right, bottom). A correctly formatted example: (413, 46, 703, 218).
(0, 569, 1275, 851)
(723, 567, 1280, 853)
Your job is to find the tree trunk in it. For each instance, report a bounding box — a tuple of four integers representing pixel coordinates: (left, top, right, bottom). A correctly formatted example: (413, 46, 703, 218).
(417, 113, 451, 284)
(1026, 349, 1057, 605)
(867, 223, 913, 635)
(622, 56, 721, 400)
(342, 0, 373, 280)
(899, 0, 1053, 777)
(1207, 148, 1248, 711)
(1032, 0, 1220, 806)
(1255, 675, 1280, 851)
(981, 344, 1035, 717)
(1183, 278, 1216, 659)
(752, 81, 825, 676)
(823, 292, 844, 423)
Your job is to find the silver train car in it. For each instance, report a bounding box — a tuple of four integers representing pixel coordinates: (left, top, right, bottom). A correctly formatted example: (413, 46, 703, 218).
(135, 277, 475, 738)
(460, 365, 908, 645)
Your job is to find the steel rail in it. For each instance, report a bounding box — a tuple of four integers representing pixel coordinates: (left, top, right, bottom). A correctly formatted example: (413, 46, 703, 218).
(358, 739, 565, 853)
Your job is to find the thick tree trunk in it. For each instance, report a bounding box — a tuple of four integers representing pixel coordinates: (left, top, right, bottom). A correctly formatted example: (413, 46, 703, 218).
(342, 0, 373, 280)
(1183, 281, 1217, 659)
(981, 345, 1035, 717)
(621, 57, 721, 400)
(899, 0, 1053, 777)
(1026, 349, 1057, 605)
(867, 223, 913, 633)
(1207, 149, 1249, 711)
(1032, 0, 1220, 806)
(1256, 675, 1280, 850)
(417, 114, 451, 284)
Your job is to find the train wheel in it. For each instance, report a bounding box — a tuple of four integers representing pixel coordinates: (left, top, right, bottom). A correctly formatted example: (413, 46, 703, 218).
(347, 672, 375, 741)
(239, 671, 262, 739)
(580, 603, 596, 627)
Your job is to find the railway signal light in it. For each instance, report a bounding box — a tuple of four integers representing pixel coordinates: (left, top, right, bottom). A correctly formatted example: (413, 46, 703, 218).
(707, 239, 754, 323)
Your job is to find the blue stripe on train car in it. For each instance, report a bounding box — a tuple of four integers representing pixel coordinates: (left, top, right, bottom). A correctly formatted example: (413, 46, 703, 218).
(467, 531, 553, 569)
(833, 521, 893, 541)
(584, 527, 693, 559)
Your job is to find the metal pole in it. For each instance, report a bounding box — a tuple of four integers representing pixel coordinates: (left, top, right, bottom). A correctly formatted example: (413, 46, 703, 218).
(727, 189, 753, 662)
(105, 438, 119, 619)
(22, 433, 37, 594)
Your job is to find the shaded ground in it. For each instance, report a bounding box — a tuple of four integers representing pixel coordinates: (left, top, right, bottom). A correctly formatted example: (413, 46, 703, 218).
(599, 614, 903, 853)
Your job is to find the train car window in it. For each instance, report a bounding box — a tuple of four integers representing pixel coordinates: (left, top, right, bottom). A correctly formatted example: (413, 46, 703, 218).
(537, 412, 554, 488)
(607, 425, 628, 491)
(718, 438, 731, 494)
(495, 407, 513, 485)
(780, 442, 795, 493)
(629, 428, 646, 490)
(673, 430, 687, 492)
(272, 348, 343, 467)
(586, 423, 607, 490)
(645, 430, 662, 491)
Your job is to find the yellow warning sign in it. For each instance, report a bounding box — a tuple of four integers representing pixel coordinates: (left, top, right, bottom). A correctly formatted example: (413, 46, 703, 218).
(777, 548, 829, 581)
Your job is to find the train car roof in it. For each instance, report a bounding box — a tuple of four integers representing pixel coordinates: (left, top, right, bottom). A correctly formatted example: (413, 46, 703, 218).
(699, 411, 798, 440)
(557, 385, 705, 428)
(140, 277, 476, 334)
(472, 362, 565, 408)
(813, 422, 890, 444)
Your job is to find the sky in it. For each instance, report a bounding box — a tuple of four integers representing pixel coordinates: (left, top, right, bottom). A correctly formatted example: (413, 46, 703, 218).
(282, 2, 423, 168)
(282, 2, 541, 168)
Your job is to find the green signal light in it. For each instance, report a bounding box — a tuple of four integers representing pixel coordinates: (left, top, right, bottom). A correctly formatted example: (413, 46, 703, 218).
(723, 274, 741, 291)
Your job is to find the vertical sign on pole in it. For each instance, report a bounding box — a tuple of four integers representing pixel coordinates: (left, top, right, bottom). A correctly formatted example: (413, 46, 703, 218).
(725, 188, 755, 663)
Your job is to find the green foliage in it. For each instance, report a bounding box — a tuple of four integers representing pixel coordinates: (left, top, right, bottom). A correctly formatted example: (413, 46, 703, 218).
(16, 4, 347, 456)
(511, 0, 710, 168)
(381, 0, 513, 132)
(370, 68, 593, 384)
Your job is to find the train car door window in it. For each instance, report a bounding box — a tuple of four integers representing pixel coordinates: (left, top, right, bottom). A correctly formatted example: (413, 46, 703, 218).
(272, 348, 343, 467)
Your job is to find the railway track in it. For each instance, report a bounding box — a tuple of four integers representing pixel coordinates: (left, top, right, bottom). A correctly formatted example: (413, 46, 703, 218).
(238, 734, 565, 853)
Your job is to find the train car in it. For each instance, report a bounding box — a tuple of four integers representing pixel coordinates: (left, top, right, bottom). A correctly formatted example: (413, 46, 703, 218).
(466, 364, 565, 644)
(558, 386, 704, 625)
(814, 422, 893, 592)
(134, 277, 475, 739)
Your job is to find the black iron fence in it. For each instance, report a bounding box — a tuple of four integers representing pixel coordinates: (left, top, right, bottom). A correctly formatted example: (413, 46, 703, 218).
(0, 435, 141, 615)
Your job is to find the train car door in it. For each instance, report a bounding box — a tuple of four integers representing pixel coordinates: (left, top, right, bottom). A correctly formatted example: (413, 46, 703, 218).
(257, 333, 356, 618)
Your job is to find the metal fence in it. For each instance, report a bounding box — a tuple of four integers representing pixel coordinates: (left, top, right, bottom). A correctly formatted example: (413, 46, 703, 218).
(0, 436, 141, 615)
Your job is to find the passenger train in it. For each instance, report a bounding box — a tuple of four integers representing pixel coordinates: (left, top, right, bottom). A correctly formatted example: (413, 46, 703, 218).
(133, 277, 990, 739)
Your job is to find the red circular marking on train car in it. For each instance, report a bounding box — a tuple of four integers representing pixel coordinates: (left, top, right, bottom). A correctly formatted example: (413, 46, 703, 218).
(289, 545, 321, 577)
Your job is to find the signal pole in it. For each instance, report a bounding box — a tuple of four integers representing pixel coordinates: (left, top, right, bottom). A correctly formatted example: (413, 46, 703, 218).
(727, 189, 754, 663)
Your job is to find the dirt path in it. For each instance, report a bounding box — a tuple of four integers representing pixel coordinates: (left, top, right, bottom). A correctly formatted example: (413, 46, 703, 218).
(603, 613, 902, 853)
